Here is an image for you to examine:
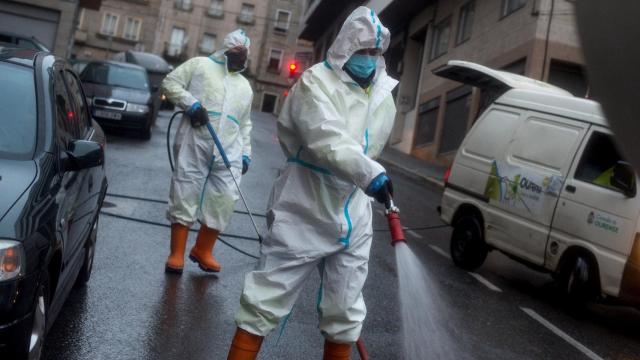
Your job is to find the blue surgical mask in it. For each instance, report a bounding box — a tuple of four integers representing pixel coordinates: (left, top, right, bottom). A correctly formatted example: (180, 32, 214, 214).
(344, 54, 377, 78)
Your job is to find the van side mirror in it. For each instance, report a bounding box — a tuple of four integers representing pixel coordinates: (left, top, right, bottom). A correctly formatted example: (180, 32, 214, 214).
(61, 140, 104, 172)
(611, 161, 637, 198)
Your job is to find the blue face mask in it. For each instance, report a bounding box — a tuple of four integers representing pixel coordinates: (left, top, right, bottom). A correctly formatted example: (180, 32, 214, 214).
(344, 54, 377, 78)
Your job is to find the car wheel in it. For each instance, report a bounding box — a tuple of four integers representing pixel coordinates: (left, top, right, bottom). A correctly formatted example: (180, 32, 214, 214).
(75, 217, 98, 287)
(559, 254, 598, 305)
(140, 122, 152, 140)
(18, 270, 49, 360)
(450, 215, 488, 271)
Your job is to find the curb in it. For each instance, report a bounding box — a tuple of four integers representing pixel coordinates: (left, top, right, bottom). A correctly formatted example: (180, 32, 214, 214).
(378, 157, 445, 189)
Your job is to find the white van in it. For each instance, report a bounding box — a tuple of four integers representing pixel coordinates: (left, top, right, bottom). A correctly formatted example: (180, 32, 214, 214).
(437, 61, 640, 306)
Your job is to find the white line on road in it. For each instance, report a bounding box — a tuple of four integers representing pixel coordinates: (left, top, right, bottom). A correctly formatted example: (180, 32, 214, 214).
(521, 307, 604, 360)
(406, 229, 423, 239)
(428, 245, 451, 259)
(468, 272, 503, 292)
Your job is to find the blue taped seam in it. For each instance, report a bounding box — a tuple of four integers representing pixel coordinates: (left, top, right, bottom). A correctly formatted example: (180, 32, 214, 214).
(364, 129, 369, 155)
(323, 60, 332, 69)
(286, 158, 332, 175)
(376, 24, 382, 49)
(276, 310, 293, 345)
(209, 56, 225, 65)
(338, 188, 357, 247)
(226, 114, 240, 126)
(316, 259, 325, 315)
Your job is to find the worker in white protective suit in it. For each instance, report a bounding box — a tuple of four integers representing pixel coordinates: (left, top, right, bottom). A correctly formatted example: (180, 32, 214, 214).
(227, 7, 397, 360)
(161, 29, 253, 275)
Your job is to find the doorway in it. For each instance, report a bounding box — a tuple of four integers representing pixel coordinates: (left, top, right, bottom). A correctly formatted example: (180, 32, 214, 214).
(261, 93, 278, 113)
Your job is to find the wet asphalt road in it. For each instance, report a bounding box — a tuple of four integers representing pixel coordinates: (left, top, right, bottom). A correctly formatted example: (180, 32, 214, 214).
(43, 111, 640, 360)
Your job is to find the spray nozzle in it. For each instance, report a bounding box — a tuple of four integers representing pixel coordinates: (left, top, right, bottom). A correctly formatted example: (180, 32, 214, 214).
(385, 199, 406, 246)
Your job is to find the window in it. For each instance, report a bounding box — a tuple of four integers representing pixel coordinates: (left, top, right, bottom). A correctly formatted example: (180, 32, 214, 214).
(239, 3, 254, 24)
(53, 71, 78, 144)
(100, 13, 119, 36)
(208, 0, 224, 17)
(175, 0, 192, 11)
(63, 70, 89, 137)
(200, 33, 216, 54)
(502, 0, 527, 17)
(0, 62, 36, 160)
(123, 17, 142, 41)
(261, 93, 278, 113)
(439, 86, 472, 154)
(430, 18, 450, 60)
(456, 1, 475, 44)
(168, 27, 185, 56)
(414, 98, 440, 147)
(275, 9, 291, 32)
(575, 132, 627, 192)
(267, 49, 283, 73)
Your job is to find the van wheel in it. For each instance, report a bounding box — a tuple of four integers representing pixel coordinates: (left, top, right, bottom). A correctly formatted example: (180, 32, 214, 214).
(559, 254, 598, 305)
(450, 215, 488, 271)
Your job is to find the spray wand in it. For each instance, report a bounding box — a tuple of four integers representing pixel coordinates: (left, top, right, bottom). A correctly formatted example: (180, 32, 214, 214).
(386, 199, 406, 246)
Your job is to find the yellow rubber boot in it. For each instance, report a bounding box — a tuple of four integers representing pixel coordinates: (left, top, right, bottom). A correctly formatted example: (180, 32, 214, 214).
(227, 327, 264, 360)
(189, 225, 221, 272)
(165, 223, 189, 274)
(323, 340, 352, 360)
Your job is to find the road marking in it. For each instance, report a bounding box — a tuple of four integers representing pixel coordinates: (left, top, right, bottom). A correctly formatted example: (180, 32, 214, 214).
(521, 307, 604, 360)
(468, 272, 503, 292)
(428, 245, 451, 259)
(406, 229, 423, 239)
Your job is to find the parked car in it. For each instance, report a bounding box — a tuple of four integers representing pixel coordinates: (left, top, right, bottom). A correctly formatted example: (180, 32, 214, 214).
(80, 60, 156, 139)
(0, 32, 49, 52)
(0, 48, 107, 359)
(69, 58, 90, 76)
(112, 50, 174, 114)
(437, 60, 640, 308)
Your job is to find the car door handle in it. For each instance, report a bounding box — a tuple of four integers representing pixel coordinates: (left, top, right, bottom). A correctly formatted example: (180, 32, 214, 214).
(565, 185, 576, 193)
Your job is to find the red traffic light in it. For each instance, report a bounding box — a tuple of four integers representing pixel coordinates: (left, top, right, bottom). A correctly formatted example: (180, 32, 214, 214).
(289, 63, 297, 72)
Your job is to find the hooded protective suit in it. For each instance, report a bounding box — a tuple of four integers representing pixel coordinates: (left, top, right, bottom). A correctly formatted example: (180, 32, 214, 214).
(162, 29, 253, 231)
(235, 7, 398, 343)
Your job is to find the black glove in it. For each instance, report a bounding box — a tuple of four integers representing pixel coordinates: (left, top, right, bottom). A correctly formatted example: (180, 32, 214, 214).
(366, 173, 394, 209)
(187, 102, 209, 128)
(242, 156, 251, 175)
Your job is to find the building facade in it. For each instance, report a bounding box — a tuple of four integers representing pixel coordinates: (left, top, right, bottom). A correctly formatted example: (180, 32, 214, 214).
(253, 0, 313, 114)
(300, 0, 588, 167)
(73, 0, 161, 59)
(0, 0, 80, 57)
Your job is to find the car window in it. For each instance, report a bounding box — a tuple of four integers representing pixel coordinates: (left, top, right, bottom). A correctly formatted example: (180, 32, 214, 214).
(81, 62, 149, 91)
(63, 70, 90, 137)
(0, 61, 37, 160)
(53, 70, 78, 146)
(574, 132, 625, 192)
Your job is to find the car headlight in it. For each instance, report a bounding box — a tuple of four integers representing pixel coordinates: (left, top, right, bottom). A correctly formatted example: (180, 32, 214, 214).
(0, 240, 24, 281)
(126, 103, 150, 113)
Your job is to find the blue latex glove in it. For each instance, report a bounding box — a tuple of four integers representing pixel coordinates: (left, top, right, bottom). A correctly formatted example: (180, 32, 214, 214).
(366, 173, 393, 208)
(242, 155, 251, 175)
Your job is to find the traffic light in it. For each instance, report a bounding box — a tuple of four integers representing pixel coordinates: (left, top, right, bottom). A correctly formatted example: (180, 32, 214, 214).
(288, 62, 298, 78)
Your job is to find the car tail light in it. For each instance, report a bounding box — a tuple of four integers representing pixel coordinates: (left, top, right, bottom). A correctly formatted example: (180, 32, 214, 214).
(444, 164, 452, 186)
(0, 240, 24, 281)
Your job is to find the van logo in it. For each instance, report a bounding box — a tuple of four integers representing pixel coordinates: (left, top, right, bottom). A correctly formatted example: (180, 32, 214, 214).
(587, 211, 595, 224)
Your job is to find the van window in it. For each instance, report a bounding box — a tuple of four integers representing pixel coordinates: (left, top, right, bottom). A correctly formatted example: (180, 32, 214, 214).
(575, 132, 626, 192)
(508, 116, 583, 174)
(462, 108, 521, 160)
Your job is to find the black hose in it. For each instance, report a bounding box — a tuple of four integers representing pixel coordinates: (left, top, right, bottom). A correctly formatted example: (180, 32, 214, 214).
(105, 192, 268, 218)
(167, 111, 184, 172)
(100, 211, 260, 259)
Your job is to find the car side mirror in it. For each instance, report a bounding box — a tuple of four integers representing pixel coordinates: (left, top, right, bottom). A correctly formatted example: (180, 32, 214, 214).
(611, 161, 637, 198)
(61, 140, 104, 172)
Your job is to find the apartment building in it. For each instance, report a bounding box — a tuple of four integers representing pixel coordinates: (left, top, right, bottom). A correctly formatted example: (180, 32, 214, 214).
(73, 0, 161, 59)
(0, 0, 81, 57)
(253, 0, 313, 114)
(300, 0, 588, 167)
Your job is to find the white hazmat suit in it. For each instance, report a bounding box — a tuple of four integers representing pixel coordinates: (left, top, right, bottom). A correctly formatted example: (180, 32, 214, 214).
(162, 29, 253, 232)
(235, 7, 398, 343)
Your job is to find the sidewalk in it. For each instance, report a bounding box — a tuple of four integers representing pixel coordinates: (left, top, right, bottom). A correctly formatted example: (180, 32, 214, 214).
(378, 147, 446, 188)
